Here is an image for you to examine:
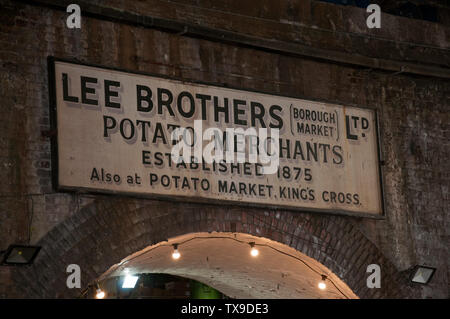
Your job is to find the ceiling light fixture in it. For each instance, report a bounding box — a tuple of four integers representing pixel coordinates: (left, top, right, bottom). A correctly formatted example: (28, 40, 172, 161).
(122, 274, 139, 289)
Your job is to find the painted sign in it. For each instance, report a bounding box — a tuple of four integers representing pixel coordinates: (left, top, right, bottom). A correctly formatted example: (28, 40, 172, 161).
(50, 59, 384, 217)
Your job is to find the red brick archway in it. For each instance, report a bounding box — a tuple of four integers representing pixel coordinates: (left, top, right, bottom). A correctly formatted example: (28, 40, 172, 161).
(12, 197, 416, 298)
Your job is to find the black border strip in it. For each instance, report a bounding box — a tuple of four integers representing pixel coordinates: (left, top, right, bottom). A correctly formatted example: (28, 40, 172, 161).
(47, 56, 386, 219)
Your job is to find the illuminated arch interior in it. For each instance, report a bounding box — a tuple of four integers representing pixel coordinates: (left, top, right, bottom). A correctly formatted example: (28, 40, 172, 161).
(97, 232, 358, 299)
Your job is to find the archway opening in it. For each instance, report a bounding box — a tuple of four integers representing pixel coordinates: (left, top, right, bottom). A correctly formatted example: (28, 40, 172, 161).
(90, 232, 358, 299)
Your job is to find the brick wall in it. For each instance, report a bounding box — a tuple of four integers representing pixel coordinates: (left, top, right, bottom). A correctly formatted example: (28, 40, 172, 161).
(0, 0, 448, 298)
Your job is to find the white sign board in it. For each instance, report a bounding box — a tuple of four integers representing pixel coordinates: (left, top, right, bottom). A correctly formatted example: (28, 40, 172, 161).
(50, 59, 384, 217)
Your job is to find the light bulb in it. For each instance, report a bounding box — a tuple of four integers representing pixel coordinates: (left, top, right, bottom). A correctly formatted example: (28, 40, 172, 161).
(95, 288, 105, 299)
(318, 275, 327, 290)
(249, 242, 259, 257)
(172, 249, 180, 259)
(172, 244, 180, 260)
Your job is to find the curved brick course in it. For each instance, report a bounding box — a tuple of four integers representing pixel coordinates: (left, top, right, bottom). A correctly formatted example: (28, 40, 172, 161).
(12, 197, 418, 298)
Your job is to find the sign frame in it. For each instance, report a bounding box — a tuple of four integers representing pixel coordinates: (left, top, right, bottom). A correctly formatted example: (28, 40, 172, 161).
(47, 56, 386, 219)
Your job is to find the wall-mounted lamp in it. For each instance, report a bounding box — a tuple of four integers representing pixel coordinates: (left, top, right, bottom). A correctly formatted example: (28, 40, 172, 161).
(410, 265, 436, 284)
(1, 245, 41, 265)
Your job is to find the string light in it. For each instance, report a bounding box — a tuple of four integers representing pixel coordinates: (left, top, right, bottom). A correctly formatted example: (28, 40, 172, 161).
(318, 275, 327, 290)
(95, 283, 106, 299)
(90, 236, 349, 299)
(172, 244, 181, 260)
(249, 242, 259, 257)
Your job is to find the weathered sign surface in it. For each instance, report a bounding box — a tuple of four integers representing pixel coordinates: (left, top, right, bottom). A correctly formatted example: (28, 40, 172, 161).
(50, 59, 384, 217)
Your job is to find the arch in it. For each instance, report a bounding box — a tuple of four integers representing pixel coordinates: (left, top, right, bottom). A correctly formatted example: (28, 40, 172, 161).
(12, 197, 415, 298)
(96, 231, 358, 299)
